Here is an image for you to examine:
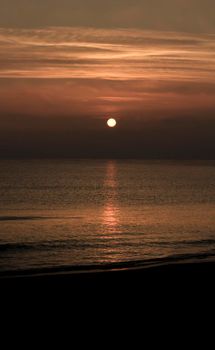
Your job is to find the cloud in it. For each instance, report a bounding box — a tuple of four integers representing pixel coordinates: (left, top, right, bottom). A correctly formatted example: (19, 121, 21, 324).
(0, 27, 214, 124)
(0, 27, 214, 82)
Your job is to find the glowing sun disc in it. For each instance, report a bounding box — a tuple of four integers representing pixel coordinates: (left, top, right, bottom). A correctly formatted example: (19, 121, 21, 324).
(107, 118, 117, 128)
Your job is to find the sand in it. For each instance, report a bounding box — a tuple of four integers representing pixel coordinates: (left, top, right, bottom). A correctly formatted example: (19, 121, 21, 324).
(1, 259, 215, 290)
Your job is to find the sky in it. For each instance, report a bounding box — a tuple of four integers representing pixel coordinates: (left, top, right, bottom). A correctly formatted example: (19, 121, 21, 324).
(0, 1, 215, 158)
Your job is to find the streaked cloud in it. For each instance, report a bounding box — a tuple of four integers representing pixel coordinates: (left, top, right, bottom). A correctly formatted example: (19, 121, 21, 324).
(0, 27, 215, 81)
(0, 27, 215, 121)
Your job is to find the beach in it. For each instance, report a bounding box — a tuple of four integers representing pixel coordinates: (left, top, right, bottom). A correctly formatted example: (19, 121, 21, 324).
(1, 258, 215, 291)
(1, 259, 215, 314)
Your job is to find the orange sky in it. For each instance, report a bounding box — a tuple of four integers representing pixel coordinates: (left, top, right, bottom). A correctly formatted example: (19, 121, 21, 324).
(0, 28, 215, 119)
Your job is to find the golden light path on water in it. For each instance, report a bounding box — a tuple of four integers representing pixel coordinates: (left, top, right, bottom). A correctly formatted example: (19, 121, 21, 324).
(100, 160, 128, 262)
(102, 160, 119, 233)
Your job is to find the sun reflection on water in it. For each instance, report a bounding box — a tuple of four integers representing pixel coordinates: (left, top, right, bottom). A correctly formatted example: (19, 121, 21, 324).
(102, 160, 120, 234)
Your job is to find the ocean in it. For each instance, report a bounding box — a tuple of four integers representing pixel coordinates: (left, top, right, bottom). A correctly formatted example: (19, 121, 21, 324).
(0, 159, 215, 274)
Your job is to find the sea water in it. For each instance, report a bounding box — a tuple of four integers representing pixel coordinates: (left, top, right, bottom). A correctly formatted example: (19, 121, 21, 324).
(0, 159, 214, 272)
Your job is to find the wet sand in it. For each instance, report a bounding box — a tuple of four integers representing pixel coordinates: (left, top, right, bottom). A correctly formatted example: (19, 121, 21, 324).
(1, 260, 215, 292)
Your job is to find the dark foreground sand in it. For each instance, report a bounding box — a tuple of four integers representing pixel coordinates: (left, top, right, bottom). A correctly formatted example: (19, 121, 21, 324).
(1, 261, 215, 313)
(1, 259, 215, 292)
(1, 262, 213, 326)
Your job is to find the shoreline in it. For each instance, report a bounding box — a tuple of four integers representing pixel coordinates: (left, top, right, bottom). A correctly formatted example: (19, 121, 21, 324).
(1, 256, 215, 285)
(1, 259, 215, 303)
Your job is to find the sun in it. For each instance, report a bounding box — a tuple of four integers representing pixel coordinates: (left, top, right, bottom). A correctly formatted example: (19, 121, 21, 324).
(107, 118, 117, 128)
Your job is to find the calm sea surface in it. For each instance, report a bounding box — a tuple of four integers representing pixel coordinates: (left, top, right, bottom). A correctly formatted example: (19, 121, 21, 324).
(0, 159, 215, 272)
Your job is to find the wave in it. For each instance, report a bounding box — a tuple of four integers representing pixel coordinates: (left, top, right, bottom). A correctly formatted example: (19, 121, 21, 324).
(150, 238, 215, 247)
(0, 239, 95, 252)
(0, 216, 83, 221)
(0, 216, 43, 221)
(1, 237, 215, 253)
